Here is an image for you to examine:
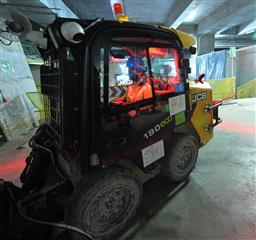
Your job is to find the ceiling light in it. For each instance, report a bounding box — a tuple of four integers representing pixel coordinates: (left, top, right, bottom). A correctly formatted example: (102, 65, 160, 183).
(186, 11, 197, 21)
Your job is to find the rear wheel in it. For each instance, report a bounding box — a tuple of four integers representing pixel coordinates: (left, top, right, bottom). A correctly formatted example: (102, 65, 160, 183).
(65, 167, 142, 240)
(161, 135, 198, 182)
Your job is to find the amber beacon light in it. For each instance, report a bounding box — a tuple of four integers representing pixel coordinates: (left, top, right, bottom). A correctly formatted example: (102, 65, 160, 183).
(110, 0, 129, 21)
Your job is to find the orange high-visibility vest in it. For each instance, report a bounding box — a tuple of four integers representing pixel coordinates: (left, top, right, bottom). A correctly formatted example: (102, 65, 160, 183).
(112, 83, 152, 105)
(125, 83, 152, 102)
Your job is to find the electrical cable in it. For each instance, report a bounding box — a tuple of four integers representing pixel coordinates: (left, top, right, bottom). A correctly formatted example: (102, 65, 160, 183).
(84, 18, 103, 31)
(17, 201, 95, 240)
(16, 132, 94, 239)
(0, 29, 14, 45)
(1, 178, 94, 240)
(3, 125, 93, 240)
(0, 36, 12, 46)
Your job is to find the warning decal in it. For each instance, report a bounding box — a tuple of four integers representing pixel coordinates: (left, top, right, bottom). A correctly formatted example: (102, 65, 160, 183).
(142, 140, 164, 167)
(168, 94, 186, 116)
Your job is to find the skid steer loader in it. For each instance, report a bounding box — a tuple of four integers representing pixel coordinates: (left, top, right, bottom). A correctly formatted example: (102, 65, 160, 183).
(0, 17, 222, 240)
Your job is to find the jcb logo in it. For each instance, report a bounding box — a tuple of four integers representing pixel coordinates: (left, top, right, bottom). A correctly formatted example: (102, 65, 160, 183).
(192, 92, 207, 103)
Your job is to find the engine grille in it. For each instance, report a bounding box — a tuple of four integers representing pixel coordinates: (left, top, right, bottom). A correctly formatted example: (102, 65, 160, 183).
(40, 49, 80, 154)
(41, 55, 62, 146)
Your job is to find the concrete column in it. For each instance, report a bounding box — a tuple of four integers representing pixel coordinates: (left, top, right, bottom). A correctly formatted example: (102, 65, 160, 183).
(197, 34, 215, 55)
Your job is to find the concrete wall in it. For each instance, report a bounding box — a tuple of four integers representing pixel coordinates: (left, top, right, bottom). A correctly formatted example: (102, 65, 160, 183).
(236, 45, 256, 87)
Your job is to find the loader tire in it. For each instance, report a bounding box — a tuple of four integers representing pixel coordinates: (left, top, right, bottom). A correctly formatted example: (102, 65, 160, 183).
(65, 167, 142, 240)
(161, 135, 198, 182)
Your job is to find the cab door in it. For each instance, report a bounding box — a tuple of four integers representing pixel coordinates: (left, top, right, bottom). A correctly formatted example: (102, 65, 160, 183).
(90, 26, 188, 168)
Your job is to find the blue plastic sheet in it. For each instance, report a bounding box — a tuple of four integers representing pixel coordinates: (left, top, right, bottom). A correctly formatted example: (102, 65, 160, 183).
(196, 50, 227, 80)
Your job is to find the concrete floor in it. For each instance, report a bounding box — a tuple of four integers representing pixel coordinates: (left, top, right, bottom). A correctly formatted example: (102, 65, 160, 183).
(0, 98, 255, 240)
(0, 128, 35, 185)
(118, 98, 256, 240)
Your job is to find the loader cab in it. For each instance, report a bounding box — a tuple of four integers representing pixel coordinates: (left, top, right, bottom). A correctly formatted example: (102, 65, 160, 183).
(41, 19, 192, 174)
(88, 24, 191, 169)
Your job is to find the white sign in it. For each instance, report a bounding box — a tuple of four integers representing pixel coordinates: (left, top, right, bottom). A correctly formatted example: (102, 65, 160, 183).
(168, 94, 186, 115)
(142, 140, 165, 167)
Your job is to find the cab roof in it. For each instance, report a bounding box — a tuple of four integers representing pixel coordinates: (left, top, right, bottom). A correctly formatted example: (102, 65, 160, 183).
(159, 26, 196, 48)
(49, 18, 195, 50)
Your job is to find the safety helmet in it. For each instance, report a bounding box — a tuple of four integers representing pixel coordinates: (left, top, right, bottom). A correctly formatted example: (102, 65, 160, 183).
(126, 56, 147, 72)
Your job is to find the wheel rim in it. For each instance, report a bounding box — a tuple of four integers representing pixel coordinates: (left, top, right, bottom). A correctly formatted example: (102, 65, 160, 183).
(83, 182, 140, 236)
(176, 145, 194, 171)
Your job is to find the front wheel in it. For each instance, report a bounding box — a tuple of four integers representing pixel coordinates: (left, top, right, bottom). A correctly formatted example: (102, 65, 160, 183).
(161, 135, 198, 182)
(65, 167, 142, 240)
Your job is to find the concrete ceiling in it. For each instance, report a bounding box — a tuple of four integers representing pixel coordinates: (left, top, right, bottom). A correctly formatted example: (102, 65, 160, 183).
(64, 0, 256, 48)
(0, 0, 77, 26)
(0, 0, 255, 49)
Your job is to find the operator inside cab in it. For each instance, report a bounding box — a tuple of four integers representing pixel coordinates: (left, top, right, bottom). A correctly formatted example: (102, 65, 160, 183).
(111, 56, 152, 105)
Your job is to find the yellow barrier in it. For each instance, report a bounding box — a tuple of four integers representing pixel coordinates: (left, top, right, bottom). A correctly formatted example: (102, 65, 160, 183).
(236, 79, 256, 98)
(205, 77, 236, 100)
(26, 90, 45, 124)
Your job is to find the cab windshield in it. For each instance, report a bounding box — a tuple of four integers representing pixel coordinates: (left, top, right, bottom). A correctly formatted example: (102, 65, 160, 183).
(92, 30, 184, 109)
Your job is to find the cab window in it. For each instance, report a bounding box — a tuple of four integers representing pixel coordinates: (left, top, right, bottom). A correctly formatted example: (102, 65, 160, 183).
(92, 31, 183, 113)
(149, 47, 182, 94)
(108, 46, 152, 105)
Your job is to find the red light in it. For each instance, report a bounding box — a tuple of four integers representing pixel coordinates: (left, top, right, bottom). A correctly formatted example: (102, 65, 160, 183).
(113, 3, 123, 14)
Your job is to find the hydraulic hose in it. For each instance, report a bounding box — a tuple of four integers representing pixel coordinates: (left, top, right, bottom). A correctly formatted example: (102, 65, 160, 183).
(28, 131, 66, 181)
